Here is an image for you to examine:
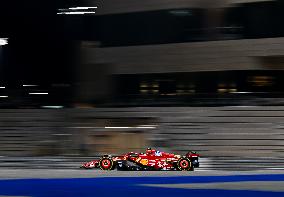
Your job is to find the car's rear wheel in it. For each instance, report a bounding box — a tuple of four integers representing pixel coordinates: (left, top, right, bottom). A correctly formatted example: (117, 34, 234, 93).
(99, 157, 114, 170)
(176, 157, 192, 171)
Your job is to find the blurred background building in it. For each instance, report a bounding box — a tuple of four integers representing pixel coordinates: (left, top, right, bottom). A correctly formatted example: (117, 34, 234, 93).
(79, 0, 284, 107)
(0, 0, 283, 170)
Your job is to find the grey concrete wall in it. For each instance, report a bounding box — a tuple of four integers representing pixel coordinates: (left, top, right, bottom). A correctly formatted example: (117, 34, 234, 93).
(0, 106, 283, 169)
(82, 38, 284, 74)
(0, 107, 283, 156)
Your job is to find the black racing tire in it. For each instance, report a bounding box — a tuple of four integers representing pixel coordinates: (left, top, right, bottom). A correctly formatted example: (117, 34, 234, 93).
(99, 157, 114, 170)
(176, 157, 192, 171)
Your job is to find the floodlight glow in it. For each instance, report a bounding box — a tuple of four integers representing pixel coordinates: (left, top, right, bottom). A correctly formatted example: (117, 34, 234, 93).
(23, 85, 38, 87)
(69, 7, 97, 10)
(57, 11, 96, 15)
(42, 106, 64, 109)
(29, 93, 48, 95)
(0, 96, 8, 98)
(0, 38, 8, 46)
(231, 92, 252, 94)
(0, 87, 5, 89)
(57, 6, 97, 15)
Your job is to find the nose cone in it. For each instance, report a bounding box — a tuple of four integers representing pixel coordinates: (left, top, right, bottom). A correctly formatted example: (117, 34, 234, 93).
(81, 161, 91, 168)
(82, 160, 98, 169)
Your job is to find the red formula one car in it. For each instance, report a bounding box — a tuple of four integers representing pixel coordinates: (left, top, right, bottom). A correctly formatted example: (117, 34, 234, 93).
(81, 148, 200, 171)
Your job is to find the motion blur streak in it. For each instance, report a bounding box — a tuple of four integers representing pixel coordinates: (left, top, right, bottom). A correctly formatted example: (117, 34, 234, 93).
(1, 0, 284, 196)
(0, 106, 283, 171)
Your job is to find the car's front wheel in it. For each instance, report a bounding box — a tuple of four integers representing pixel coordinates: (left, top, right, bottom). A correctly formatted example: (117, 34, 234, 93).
(99, 157, 114, 170)
(176, 157, 192, 171)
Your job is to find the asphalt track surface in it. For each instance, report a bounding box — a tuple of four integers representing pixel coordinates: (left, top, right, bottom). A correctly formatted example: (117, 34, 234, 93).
(0, 169, 283, 197)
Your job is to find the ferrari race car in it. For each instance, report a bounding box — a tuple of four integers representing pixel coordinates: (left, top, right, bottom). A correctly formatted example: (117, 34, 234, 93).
(81, 148, 200, 171)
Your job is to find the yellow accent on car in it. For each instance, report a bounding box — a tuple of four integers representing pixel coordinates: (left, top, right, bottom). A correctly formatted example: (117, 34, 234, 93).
(140, 159, 148, 165)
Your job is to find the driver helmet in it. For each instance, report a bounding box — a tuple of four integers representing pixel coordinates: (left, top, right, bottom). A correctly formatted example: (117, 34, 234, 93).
(146, 147, 152, 154)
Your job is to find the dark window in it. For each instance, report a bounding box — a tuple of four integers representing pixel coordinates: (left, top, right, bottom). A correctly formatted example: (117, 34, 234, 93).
(96, 9, 205, 47)
(224, 1, 284, 39)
